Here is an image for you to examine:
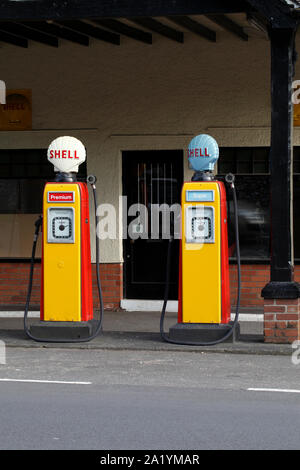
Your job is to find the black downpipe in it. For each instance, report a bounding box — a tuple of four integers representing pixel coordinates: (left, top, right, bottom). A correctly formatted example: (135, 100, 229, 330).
(160, 176, 241, 346)
(23, 176, 104, 343)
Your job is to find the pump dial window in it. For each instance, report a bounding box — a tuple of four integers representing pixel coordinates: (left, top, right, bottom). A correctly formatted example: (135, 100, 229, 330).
(52, 217, 72, 239)
(47, 207, 75, 244)
(191, 216, 211, 240)
(185, 206, 215, 244)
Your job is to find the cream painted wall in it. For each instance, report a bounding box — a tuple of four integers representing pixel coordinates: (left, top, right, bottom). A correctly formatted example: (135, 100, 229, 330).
(1, 28, 300, 261)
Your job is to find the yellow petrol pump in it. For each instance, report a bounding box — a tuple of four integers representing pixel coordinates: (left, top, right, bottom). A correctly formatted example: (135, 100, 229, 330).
(24, 136, 103, 343)
(160, 134, 241, 345)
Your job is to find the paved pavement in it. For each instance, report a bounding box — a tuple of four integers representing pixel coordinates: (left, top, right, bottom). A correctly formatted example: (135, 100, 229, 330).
(0, 310, 293, 356)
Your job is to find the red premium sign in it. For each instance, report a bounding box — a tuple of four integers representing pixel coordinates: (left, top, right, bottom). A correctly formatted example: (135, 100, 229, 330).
(47, 191, 74, 203)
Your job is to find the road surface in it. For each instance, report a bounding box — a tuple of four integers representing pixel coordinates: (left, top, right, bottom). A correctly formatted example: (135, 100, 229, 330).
(0, 347, 299, 450)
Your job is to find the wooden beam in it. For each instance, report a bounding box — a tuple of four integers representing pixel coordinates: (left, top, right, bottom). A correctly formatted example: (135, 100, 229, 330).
(262, 28, 298, 297)
(21, 21, 89, 46)
(167, 16, 216, 42)
(0, 1, 249, 21)
(246, 12, 269, 35)
(56, 20, 120, 45)
(0, 21, 58, 47)
(130, 17, 184, 43)
(92, 19, 152, 44)
(0, 30, 28, 48)
(205, 14, 248, 41)
(245, 0, 298, 29)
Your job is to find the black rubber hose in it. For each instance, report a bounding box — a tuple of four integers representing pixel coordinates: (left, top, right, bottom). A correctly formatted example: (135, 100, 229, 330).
(23, 215, 43, 339)
(160, 181, 241, 346)
(24, 179, 104, 343)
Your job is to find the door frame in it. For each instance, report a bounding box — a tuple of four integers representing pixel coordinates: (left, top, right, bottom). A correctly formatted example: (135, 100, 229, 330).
(122, 148, 184, 300)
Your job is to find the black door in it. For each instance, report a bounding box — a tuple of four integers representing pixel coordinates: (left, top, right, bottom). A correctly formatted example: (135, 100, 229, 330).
(122, 150, 183, 300)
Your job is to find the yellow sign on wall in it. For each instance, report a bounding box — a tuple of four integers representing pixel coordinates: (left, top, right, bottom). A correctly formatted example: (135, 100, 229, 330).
(0, 89, 32, 130)
(294, 103, 300, 127)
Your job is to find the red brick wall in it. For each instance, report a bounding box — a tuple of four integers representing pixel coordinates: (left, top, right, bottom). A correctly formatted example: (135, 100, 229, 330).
(264, 298, 300, 343)
(0, 263, 41, 307)
(229, 265, 300, 308)
(0, 262, 122, 311)
(1, 262, 300, 310)
(91, 263, 122, 311)
(229, 264, 269, 308)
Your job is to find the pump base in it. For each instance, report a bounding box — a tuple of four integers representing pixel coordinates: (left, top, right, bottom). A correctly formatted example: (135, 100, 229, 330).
(29, 321, 94, 341)
(169, 322, 240, 344)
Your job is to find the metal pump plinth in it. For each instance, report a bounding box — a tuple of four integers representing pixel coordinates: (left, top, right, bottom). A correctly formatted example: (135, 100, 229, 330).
(168, 322, 240, 344)
(29, 321, 95, 341)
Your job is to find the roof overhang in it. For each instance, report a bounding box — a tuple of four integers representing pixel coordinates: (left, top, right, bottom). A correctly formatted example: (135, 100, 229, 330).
(0, 0, 249, 21)
(0, 0, 297, 49)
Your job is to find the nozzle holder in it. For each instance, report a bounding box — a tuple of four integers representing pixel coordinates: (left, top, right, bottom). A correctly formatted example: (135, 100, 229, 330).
(87, 175, 97, 185)
(225, 173, 235, 185)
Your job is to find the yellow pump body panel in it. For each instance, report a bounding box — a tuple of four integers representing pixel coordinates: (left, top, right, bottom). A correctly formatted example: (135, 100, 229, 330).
(181, 181, 221, 324)
(43, 183, 81, 321)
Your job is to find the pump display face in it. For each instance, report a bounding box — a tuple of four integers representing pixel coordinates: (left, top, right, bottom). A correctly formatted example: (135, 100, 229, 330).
(185, 206, 215, 244)
(47, 207, 75, 243)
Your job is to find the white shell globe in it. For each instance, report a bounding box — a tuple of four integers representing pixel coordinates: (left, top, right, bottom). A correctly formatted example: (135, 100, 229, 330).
(47, 136, 86, 173)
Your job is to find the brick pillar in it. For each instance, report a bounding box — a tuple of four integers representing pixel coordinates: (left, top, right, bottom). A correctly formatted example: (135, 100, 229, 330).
(264, 298, 300, 344)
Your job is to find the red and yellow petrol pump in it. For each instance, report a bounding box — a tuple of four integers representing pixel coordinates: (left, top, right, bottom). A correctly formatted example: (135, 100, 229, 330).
(179, 179, 231, 325)
(160, 134, 241, 345)
(24, 136, 103, 342)
(41, 181, 93, 323)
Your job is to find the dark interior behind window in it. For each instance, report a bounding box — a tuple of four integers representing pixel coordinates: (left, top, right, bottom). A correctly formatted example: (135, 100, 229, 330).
(0, 149, 87, 214)
(218, 146, 300, 261)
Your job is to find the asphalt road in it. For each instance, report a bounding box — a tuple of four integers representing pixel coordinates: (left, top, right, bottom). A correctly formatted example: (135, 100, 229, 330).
(0, 348, 300, 450)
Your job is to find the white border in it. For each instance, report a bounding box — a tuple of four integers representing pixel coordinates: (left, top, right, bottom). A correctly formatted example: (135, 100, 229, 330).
(120, 300, 263, 321)
(0, 307, 263, 322)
